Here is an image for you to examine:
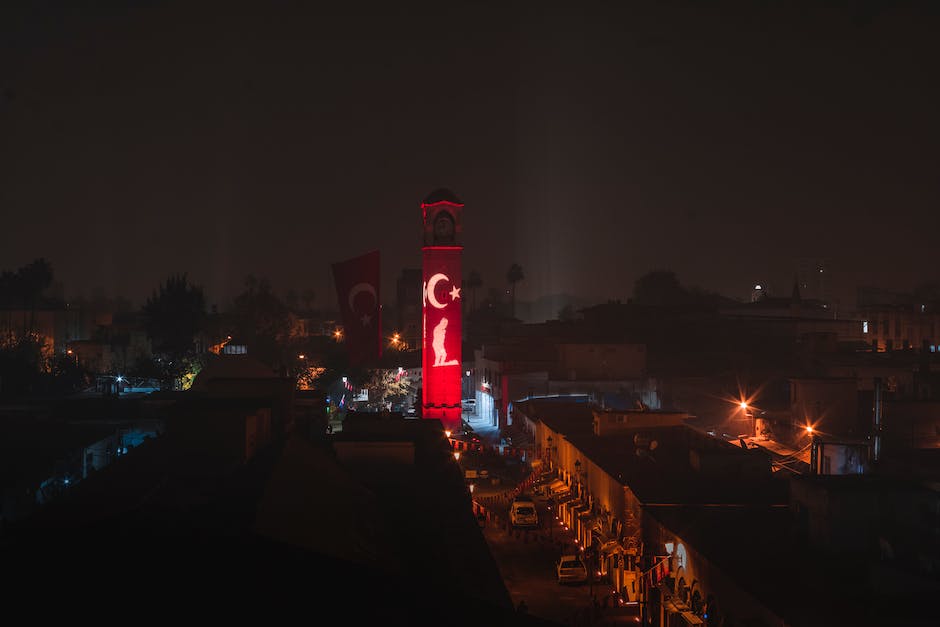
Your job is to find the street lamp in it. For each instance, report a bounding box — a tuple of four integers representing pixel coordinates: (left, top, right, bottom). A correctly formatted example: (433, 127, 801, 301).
(574, 459, 582, 496)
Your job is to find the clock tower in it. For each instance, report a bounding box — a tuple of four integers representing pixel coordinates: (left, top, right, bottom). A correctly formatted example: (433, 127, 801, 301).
(421, 188, 463, 434)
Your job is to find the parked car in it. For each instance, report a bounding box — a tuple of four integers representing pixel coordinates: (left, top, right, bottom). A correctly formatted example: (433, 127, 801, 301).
(556, 554, 588, 584)
(509, 495, 539, 529)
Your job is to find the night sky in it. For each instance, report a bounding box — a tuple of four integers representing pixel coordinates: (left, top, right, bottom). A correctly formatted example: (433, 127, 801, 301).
(2, 0, 938, 317)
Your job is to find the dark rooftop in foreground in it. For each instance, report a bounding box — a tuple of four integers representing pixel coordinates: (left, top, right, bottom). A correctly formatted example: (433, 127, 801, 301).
(1, 406, 536, 624)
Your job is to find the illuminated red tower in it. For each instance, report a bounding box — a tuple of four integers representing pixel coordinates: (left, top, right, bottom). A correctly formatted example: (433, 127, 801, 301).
(421, 188, 463, 433)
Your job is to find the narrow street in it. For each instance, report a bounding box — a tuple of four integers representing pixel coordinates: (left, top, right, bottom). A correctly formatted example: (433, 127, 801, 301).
(462, 412, 639, 626)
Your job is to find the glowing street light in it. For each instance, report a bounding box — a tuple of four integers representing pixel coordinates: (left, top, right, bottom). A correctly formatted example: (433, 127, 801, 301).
(453, 451, 461, 461)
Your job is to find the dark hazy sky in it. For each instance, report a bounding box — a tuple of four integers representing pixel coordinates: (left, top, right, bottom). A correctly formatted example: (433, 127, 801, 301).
(2, 0, 938, 316)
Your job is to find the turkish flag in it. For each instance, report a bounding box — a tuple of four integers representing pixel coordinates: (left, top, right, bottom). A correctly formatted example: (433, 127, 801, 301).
(332, 250, 382, 367)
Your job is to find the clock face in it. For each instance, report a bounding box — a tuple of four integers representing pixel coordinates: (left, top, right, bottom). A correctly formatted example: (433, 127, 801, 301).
(433, 212, 455, 241)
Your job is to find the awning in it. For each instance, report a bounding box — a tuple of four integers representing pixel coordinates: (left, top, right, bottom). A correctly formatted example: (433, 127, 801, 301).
(569, 502, 590, 518)
(599, 539, 622, 554)
(555, 494, 578, 513)
(549, 479, 568, 493)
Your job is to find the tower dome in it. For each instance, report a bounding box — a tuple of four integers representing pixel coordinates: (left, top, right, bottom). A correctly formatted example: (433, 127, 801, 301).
(422, 188, 463, 206)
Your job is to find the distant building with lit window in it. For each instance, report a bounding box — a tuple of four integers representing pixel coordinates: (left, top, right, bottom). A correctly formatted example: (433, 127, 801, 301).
(856, 303, 940, 352)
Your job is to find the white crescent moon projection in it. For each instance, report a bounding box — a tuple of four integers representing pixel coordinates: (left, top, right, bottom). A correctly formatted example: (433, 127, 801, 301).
(426, 273, 450, 309)
(348, 282, 377, 312)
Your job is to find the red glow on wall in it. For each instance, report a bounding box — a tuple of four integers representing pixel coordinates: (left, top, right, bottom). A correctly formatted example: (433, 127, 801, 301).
(420, 200, 464, 208)
(421, 200, 464, 222)
(422, 246, 462, 433)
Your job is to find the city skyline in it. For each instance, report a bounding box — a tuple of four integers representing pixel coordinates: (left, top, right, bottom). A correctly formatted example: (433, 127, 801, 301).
(2, 0, 938, 314)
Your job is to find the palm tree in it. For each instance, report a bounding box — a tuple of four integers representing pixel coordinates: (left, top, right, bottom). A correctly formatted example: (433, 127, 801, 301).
(465, 270, 483, 313)
(506, 263, 524, 319)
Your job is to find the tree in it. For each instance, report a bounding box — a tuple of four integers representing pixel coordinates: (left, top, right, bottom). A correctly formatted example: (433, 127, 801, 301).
(0, 258, 54, 333)
(49, 349, 90, 396)
(506, 263, 524, 319)
(285, 288, 299, 312)
(301, 288, 316, 312)
(361, 367, 415, 411)
(231, 275, 292, 370)
(0, 333, 45, 398)
(465, 270, 483, 313)
(558, 303, 579, 322)
(18, 258, 53, 328)
(142, 273, 207, 389)
(632, 270, 686, 306)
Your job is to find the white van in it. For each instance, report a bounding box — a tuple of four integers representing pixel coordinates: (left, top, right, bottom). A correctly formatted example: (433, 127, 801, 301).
(509, 496, 539, 529)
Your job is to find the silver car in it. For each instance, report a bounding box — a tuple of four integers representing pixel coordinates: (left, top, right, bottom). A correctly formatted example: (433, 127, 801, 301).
(510, 497, 539, 529)
(556, 555, 588, 584)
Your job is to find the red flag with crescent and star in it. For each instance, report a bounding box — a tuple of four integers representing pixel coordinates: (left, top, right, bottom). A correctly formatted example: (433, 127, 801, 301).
(331, 250, 382, 367)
